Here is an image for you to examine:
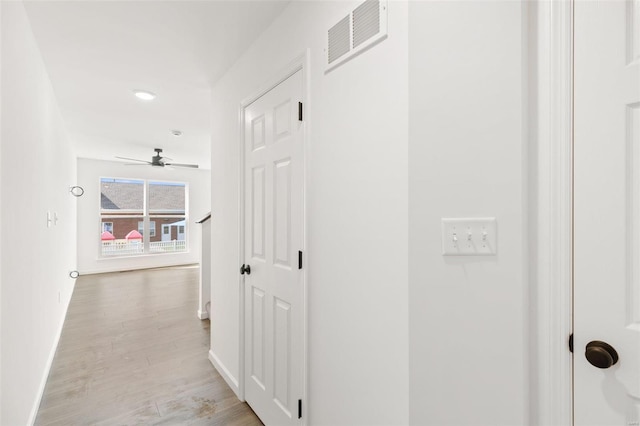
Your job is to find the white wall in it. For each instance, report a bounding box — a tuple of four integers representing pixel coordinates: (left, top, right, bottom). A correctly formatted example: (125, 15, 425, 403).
(76, 158, 210, 275)
(210, 1, 409, 424)
(0, 3, 77, 424)
(198, 218, 211, 319)
(408, 2, 528, 425)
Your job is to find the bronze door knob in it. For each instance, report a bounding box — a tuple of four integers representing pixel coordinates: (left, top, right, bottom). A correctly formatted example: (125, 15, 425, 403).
(585, 341, 619, 369)
(240, 264, 251, 275)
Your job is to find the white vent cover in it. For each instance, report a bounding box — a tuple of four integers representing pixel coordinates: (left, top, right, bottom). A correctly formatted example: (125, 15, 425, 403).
(326, 0, 387, 71)
(328, 15, 351, 65)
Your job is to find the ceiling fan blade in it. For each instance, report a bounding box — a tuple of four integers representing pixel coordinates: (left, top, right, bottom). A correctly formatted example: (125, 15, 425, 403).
(123, 163, 152, 166)
(115, 156, 150, 163)
(164, 163, 199, 168)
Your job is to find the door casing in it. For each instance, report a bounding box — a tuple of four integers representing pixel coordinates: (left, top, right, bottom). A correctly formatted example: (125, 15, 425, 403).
(237, 50, 310, 423)
(529, 0, 573, 424)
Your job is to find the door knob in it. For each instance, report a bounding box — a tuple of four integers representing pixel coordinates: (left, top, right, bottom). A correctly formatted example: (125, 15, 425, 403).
(585, 340, 619, 369)
(240, 264, 251, 275)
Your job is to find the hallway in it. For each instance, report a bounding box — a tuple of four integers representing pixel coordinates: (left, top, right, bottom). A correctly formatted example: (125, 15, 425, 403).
(34, 267, 261, 425)
(2, 0, 586, 423)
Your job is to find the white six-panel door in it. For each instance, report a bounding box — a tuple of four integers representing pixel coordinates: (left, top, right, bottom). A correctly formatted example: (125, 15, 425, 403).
(574, 0, 640, 423)
(243, 70, 304, 425)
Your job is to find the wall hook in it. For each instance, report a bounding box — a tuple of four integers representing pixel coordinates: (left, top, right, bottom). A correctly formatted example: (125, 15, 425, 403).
(69, 186, 84, 197)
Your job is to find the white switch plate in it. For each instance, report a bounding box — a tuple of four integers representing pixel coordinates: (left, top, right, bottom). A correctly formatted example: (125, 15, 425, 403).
(441, 217, 497, 256)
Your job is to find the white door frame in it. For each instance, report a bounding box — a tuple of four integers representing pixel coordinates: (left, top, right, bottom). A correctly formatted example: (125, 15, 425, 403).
(530, 0, 573, 424)
(237, 50, 310, 422)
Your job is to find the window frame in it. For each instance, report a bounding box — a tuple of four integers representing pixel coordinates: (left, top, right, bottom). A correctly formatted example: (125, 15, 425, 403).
(99, 177, 188, 258)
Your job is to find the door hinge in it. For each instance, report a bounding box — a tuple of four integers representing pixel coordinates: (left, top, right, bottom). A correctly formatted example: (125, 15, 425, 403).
(298, 399, 302, 419)
(569, 333, 573, 353)
(298, 102, 303, 121)
(298, 250, 303, 270)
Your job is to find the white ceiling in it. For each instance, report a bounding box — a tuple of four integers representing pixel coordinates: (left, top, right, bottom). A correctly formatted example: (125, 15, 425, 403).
(24, 0, 290, 169)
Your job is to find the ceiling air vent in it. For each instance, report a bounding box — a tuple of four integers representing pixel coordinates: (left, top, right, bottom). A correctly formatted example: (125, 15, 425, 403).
(328, 15, 351, 65)
(326, 0, 388, 71)
(353, 0, 381, 48)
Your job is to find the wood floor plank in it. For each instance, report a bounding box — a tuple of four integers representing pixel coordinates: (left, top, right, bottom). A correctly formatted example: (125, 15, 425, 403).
(35, 266, 262, 426)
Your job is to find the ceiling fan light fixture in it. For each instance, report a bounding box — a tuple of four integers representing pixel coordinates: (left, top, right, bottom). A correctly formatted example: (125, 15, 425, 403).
(115, 148, 198, 169)
(133, 90, 156, 101)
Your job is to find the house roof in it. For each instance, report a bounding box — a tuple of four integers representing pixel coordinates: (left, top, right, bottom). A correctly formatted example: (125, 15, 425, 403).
(101, 231, 116, 241)
(125, 230, 143, 240)
(101, 180, 185, 212)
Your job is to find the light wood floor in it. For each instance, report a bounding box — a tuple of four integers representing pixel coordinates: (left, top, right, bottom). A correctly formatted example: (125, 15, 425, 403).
(35, 266, 262, 426)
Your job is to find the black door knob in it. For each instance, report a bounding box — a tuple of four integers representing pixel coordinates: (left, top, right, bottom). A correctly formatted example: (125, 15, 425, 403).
(585, 340, 619, 369)
(240, 264, 251, 275)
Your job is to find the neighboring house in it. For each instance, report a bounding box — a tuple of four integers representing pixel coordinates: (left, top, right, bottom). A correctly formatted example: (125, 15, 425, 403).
(100, 180, 185, 243)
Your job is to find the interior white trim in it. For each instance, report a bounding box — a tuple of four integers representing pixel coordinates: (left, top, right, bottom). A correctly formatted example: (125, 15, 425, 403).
(237, 50, 310, 422)
(529, 0, 573, 424)
(301, 49, 311, 424)
(27, 281, 76, 426)
(0, 2, 3, 421)
(208, 350, 240, 399)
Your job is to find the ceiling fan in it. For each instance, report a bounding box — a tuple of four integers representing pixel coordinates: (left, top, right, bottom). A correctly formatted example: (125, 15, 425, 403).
(116, 148, 198, 168)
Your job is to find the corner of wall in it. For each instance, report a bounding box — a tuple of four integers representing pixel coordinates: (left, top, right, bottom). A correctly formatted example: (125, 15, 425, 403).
(208, 350, 240, 399)
(0, 0, 4, 422)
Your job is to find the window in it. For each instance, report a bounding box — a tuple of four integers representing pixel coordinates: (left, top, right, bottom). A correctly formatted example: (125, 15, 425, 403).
(137, 221, 156, 237)
(100, 178, 187, 256)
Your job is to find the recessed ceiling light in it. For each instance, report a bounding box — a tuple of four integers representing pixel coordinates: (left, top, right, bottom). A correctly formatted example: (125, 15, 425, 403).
(170, 130, 183, 137)
(133, 90, 156, 101)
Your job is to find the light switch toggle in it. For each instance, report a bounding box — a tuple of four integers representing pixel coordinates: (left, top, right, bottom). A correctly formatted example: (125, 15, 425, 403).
(441, 218, 497, 256)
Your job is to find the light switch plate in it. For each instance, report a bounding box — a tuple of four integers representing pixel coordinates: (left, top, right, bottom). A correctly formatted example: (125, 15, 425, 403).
(441, 217, 497, 256)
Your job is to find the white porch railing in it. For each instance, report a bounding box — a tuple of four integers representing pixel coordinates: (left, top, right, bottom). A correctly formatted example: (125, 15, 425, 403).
(102, 240, 143, 256)
(102, 240, 186, 256)
(149, 240, 187, 252)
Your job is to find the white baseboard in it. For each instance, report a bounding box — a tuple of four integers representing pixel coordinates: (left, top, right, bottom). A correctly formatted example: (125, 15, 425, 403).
(208, 350, 241, 400)
(27, 281, 76, 425)
(197, 309, 209, 320)
(79, 261, 198, 276)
